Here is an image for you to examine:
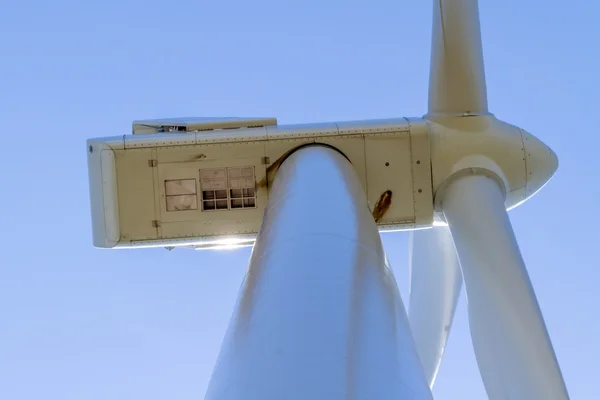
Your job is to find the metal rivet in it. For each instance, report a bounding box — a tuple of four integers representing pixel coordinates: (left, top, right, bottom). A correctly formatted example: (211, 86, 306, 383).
(418, 189, 422, 193)
(385, 162, 390, 166)
(416, 160, 421, 164)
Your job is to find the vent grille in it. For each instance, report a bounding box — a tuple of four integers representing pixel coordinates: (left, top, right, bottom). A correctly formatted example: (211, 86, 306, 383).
(199, 167, 256, 211)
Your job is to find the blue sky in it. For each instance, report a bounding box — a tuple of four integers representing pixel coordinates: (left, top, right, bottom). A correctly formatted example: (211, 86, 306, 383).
(1, 0, 598, 398)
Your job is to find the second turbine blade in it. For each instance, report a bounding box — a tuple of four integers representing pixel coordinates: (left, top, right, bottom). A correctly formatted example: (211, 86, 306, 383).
(409, 227, 463, 388)
(442, 175, 569, 399)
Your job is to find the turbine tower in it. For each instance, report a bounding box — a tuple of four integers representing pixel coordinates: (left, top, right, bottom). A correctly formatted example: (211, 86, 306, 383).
(86, 0, 570, 398)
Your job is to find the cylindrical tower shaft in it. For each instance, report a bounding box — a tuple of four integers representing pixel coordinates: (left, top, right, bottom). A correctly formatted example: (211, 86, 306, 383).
(205, 145, 432, 400)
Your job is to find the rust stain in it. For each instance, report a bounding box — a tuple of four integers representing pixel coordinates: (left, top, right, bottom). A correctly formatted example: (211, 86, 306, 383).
(188, 153, 207, 161)
(257, 148, 296, 190)
(372, 190, 392, 222)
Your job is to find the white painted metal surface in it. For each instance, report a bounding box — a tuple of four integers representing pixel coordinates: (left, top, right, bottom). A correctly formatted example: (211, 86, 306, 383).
(408, 227, 462, 387)
(441, 175, 569, 399)
(427, 0, 488, 117)
(204, 145, 433, 400)
(86, 139, 121, 248)
(87, 118, 432, 249)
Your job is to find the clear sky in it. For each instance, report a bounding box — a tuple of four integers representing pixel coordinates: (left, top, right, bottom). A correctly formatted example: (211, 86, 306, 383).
(1, 0, 598, 398)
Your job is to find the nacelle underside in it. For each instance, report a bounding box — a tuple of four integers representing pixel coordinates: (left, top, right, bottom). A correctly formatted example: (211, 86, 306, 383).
(87, 117, 434, 249)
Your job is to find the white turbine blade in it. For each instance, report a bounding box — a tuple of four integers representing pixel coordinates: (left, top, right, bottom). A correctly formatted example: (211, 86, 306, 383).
(441, 175, 569, 399)
(428, 0, 488, 117)
(408, 227, 462, 388)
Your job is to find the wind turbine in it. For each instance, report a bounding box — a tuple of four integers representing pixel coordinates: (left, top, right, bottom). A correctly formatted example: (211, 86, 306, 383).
(86, 0, 570, 398)
(408, 0, 569, 398)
